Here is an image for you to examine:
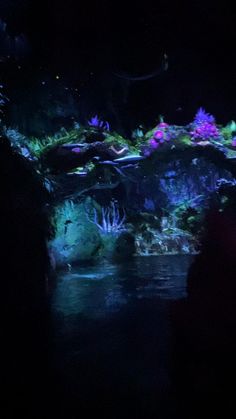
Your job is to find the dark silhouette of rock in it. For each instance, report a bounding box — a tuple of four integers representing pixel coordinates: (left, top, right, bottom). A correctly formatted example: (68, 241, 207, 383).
(171, 209, 236, 417)
(0, 135, 56, 414)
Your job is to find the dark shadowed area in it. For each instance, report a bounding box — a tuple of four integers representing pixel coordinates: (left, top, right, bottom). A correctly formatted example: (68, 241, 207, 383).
(1, 1, 236, 135)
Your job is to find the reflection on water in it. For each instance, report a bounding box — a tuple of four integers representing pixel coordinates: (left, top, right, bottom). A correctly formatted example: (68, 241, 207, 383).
(50, 255, 194, 417)
(51, 255, 192, 319)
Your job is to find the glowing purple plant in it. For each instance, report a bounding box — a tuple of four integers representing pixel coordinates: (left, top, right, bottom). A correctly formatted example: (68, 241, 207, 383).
(149, 138, 159, 149)
(190, 123, 219, 141)
(151, 120, 173, 145)
(158, 122, 169, 129)
(88, 115, 110, 131)
(154, 130, 165, 142)
(141, 145, 152, 157)
(190, 108, 220, 141)
(193, 108, 215, 124)
(146, 124, 172, 155)
(232, 137, 236, 147)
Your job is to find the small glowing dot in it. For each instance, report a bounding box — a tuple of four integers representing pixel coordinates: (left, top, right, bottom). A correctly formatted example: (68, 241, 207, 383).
(56, 75, 60, 79)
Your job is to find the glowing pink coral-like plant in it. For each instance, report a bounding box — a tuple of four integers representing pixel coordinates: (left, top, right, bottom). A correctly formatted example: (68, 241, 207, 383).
(190, 108, 220, 141)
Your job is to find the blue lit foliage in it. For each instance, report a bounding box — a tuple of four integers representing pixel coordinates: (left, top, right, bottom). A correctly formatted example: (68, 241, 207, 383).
(194, 107, 215, 124)
(85, 201, 126, 234)
(3, 105, 236, 263)
(88, 115, 110, 131)
(190, 108, 220, 142)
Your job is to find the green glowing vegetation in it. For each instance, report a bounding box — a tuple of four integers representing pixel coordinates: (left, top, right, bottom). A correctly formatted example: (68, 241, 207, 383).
(2, 109, 236, 268)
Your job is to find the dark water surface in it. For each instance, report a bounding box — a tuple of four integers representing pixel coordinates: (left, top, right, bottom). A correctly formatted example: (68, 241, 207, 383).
(51, 255, 193, 418)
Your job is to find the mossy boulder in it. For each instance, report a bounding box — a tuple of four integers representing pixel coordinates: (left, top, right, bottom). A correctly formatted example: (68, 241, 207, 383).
(49, 199, 101, 267)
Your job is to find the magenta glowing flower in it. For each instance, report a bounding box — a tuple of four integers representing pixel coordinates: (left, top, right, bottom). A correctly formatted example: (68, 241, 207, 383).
(190, 121, 220, 142)
(149, 138, 159, 149)
(158, 122, 169, 128)
(154, 130, 164, 140)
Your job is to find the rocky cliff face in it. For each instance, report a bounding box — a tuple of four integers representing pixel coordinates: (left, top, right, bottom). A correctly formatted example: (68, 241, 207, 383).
(48, 146, 236, 267)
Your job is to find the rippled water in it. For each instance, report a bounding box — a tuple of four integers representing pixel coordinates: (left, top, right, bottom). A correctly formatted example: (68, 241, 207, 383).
(51, 255, 193, 418)
(52, 255, 192, 319)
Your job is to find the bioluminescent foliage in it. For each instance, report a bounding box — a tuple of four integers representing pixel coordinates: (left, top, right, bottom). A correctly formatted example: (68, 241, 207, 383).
(159, 175, 203, 206)
(131, 128, 144, 139)
(158, 122, 169, 129)
(88, 115, 110, 131)
(190, 108, 220, 141)
(190, 122, 219, 142)
(147, 122, 172, 151)
(86, 201, 126, 234)
(154, 130, 165, 141)
(232, 137, 236, 147)
(193, 107, 215, 124)
(36, 104, 236, 265)
(149, 137, 160, 149)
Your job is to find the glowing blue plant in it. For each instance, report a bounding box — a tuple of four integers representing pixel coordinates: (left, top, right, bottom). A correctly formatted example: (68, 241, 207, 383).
(132, 128, 144, 139)
(86, 201, 126, 234)
(193, 107, 215, 124)
(88, 115, 110, 131)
